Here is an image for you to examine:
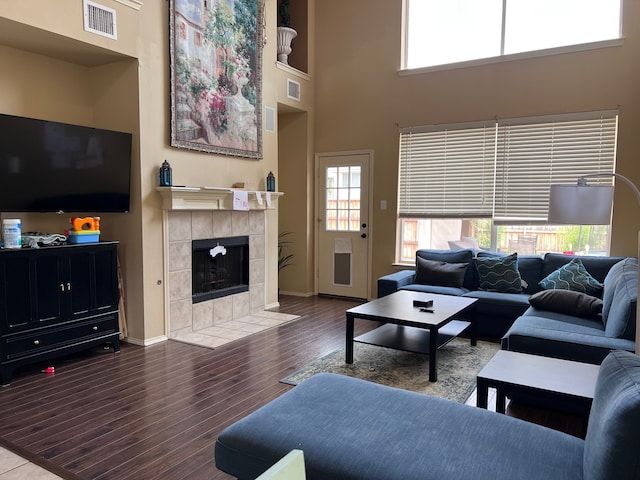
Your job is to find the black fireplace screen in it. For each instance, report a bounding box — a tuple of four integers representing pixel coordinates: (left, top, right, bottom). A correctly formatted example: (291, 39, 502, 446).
(192, 236, 249, 303)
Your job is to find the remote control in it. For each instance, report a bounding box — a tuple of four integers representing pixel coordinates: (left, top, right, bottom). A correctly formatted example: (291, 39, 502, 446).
(413, 299, 433, 308)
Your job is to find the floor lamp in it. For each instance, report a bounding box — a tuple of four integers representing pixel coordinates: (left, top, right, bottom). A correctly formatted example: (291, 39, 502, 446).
(548, 173, 640, 355)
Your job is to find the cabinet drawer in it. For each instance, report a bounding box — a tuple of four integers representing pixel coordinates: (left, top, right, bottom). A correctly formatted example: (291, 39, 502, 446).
(2, 314, 119, 360)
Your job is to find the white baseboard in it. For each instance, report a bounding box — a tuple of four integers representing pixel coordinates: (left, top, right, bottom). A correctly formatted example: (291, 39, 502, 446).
(124, 335, 168, 346)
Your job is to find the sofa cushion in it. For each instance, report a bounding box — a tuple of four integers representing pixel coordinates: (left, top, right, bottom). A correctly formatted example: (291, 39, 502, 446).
(216, 373, 585, 480)
(542, 253, 626, 284)
(514, 255, 544, 294)
(528, 289, 603, 319)
(463, 290, 530, 310)
(538, 258, 603, 296)
(400, 284, 469, 297)
(476, 251, 541, 294)
(583, 350, 640, 480)
(416, 248, 476, 289)
(602, 258, 638, 339)
(415, 257, 469, 288)
(474, 253, 523, 293)
(501, 314, 635, 364)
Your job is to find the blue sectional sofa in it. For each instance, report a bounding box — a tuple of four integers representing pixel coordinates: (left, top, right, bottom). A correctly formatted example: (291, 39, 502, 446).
(377, 249, 635, 357)
(502, 256, 637, 364)
(215, 350, 640, 480)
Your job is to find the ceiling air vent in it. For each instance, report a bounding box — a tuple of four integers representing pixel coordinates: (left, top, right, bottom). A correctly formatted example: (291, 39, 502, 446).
(287, 79, 301, 101)
(83, 0, 118, 40)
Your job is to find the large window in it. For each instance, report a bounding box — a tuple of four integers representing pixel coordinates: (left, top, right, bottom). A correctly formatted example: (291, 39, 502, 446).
(405, 0, 622, 70)
(398, 111, 618, 262)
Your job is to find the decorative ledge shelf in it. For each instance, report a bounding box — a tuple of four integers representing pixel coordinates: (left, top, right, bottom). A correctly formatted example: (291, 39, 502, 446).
(156, 186, 283, 211)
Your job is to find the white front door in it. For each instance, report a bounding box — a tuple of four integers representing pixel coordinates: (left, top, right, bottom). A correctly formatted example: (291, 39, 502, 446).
(316, 151, 372, 300)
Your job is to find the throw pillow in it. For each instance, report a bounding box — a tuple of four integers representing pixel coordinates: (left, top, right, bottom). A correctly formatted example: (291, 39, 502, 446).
(448, 240, 468, 250)
(528, 289, 603, 318)
(447, 237, 480, 251)
(414, 257, 469, 288)
(538, 258, 603, 296)
(474, 253, 523, 293)
(461, 236, 480, 250)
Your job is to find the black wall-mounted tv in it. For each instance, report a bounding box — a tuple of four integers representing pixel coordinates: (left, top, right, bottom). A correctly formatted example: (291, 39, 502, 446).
(0, 113, 132, 213)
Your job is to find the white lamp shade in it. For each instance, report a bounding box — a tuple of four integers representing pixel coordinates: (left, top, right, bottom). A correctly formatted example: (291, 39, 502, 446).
(548, 184, 614, 225)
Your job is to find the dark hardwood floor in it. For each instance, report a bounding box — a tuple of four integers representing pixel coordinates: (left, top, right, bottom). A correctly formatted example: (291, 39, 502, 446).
(0, 295, 586, 480)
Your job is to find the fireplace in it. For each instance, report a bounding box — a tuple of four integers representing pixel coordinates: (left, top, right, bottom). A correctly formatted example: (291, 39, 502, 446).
(192, 236, 249, 303)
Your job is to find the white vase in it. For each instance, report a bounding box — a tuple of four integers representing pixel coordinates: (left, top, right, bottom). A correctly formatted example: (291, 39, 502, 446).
(277, 26, 297, 64)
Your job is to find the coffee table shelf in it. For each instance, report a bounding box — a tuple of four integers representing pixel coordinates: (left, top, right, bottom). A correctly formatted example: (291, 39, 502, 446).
(345, 291, 478, 382)
(354, 320, 471, 355)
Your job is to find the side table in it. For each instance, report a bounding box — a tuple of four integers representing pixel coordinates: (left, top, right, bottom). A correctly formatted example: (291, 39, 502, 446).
(476, 350, 600, 418)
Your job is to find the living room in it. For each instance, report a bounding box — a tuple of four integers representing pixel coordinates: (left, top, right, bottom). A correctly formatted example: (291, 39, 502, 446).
(1, 0, 639, 343)
(0, 0, 639, 478)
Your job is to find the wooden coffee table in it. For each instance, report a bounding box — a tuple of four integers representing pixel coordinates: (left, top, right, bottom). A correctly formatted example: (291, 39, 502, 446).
(345, 290, 478, 382)
(476, 350, 600, 416)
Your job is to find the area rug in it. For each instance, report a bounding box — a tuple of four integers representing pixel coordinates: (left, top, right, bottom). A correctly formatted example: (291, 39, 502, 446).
(281, 338, 500, 403)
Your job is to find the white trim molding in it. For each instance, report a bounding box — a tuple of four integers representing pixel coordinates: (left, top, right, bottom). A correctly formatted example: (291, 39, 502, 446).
(114, 0, 143, 10)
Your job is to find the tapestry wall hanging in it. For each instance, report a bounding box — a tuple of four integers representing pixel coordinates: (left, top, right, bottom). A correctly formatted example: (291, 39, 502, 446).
(170, 0, 263, 159)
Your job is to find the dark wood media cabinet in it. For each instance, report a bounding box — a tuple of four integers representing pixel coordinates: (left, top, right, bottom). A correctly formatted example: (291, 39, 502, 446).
(0, 242, 121, 385)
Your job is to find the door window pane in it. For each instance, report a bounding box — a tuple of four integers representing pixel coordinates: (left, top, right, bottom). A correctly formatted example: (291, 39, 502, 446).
(325, 166, 361, 231)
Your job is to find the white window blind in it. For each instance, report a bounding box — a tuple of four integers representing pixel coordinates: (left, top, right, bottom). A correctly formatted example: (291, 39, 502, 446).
(398, 122, 496, 218)
(494, 112, 618, 223)
(398, 111, 618, 223)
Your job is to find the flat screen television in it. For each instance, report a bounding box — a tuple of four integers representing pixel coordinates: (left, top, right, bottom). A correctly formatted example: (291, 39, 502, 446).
(0, 113, 132, 213)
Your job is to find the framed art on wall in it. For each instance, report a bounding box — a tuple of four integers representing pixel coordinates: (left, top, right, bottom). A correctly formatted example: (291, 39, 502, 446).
(170, 0, 263, 158)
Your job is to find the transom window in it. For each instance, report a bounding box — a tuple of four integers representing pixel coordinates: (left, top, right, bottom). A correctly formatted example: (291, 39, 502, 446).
(405, 0, 622, 70)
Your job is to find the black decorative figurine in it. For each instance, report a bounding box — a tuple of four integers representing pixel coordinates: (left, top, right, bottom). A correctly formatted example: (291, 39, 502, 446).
(159, 160, 172, 186)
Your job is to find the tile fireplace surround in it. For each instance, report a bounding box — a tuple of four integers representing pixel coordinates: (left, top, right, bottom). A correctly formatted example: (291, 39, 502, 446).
(158, 187, 288, 348)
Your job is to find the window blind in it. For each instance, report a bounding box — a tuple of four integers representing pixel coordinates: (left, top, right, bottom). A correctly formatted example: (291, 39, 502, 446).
(494, 112, 618, 223)
(398, 111, 618, 223)
(398, 122, 496, 218)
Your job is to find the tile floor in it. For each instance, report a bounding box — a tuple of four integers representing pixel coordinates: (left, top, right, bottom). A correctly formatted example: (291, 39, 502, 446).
(170, 311, 300, 349)
(0, 447, 62, 479)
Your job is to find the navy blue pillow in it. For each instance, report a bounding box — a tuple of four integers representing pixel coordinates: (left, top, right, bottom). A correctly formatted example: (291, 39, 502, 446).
(538, 258, 603, 296)
(474, 253, 523, 294)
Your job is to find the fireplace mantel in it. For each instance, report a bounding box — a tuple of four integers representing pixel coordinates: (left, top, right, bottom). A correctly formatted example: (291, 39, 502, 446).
(157, 186, 283, 211)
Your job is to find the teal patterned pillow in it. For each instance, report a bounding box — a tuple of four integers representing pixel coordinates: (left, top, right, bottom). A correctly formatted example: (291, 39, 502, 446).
(474, 253, 523, 293)
(538, 258, 603, 296)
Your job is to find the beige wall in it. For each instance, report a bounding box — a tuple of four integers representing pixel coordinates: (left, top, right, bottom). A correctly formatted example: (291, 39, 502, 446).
(3, 0, 638, 329)
(313, 0, 640, 297)
(0, 0, 283, 343)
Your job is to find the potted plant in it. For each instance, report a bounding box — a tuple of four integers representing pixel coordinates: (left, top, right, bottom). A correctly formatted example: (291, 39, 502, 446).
(277, 0, 297, 64)
(278, 231, 295, 299)
(278, 231, 295, 274)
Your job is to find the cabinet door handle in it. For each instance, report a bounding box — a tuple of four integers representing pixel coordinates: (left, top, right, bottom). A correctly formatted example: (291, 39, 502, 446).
(33, 339, 40, 345)
(60, 283, 65, 292)
(67, 282, 71, 291)
(92, 326, 98, 331)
